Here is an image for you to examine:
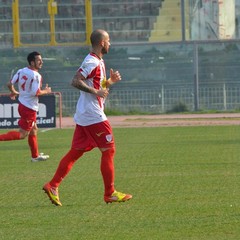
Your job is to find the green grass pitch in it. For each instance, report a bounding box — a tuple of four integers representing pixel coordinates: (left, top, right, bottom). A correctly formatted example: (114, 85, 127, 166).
(0, 126, 240, 240)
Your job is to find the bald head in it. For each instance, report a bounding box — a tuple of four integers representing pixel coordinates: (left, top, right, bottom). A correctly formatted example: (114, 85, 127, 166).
(90, 29, 109, 47)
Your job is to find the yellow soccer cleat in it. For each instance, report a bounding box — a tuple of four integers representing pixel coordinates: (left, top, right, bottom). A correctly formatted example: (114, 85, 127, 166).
(104, 190, 132, 204)
(43, 183, 62, 206)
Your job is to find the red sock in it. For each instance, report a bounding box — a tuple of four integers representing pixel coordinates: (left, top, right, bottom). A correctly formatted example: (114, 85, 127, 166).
(49, 148, 84, 188)
(101, 147, 115, 197)
(28, 134, 39, 158)
(0, 131, 21, 141)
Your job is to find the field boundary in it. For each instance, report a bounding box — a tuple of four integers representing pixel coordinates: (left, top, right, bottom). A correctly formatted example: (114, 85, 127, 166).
(57, 113, 240, 128)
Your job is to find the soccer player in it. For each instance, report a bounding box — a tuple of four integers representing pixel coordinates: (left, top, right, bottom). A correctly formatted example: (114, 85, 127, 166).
(0, 51, 51, 162)
(43, 29, 132, 206)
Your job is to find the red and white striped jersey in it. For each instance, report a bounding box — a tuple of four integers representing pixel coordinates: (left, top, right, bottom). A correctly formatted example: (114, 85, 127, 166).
(74, 52, 108, 126)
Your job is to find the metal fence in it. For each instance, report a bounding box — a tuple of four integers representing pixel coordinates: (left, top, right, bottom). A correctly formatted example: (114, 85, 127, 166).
(1, 40, 240, 115)
(59, 82, 240, 116)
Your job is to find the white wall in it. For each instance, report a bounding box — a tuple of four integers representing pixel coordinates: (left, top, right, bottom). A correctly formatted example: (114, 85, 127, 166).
(191, 0, 235, 40)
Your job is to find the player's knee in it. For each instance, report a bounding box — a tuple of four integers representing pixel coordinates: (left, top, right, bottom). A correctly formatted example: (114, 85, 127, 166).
(31, 124, 38, 134)
(19, 130, 29, 139)
(101, 146, 115, 157)
(20, 134, 28, 139)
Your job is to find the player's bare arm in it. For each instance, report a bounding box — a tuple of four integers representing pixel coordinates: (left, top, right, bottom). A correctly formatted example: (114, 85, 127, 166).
(37, 84, 52, 95)
(7, 82, 19, 100)
(71, 72, 109, 98)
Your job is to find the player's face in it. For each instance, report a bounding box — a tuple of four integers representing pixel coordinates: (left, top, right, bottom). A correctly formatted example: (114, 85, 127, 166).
(101, 34, 110, 55)
(32, 55, 43, 70)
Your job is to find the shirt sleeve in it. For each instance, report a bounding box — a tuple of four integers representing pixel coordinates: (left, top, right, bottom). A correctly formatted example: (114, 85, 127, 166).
(10, 69, 21, 84)
(78, 58, 97, 79)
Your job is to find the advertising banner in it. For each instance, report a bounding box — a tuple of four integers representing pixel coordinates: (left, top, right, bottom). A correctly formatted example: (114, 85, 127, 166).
(0, 95, 56, 129)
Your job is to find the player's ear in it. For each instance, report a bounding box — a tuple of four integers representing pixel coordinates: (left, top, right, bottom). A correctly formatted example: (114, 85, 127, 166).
(30, 60, 35, 67)
(100, 39, 105, 47)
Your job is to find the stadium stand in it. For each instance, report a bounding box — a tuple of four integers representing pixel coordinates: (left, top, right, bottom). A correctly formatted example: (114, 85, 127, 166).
(91, 1, 163, 42)
(0, 0, 165, 47)
(150, 0, 190, 42)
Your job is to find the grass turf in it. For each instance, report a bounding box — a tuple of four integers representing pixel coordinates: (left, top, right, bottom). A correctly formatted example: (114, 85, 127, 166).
(0, 126, 240, 240)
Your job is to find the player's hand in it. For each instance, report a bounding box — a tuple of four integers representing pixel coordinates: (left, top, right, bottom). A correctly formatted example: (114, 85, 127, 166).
(96, 89, 109, 98)
(44, 84, 52, 93)
(9, 92, 19, 100)
(109, 68, 121, 83)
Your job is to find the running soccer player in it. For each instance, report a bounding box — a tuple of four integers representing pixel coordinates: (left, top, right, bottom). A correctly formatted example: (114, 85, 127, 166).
(0, 51, 51, 162)
(43, 29, 132, 206)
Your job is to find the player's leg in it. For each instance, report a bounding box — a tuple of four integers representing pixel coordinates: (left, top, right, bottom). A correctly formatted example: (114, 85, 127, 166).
(100, 146, 132, 203)
(100, 146, 115, 197)
(43, 148, 84, 206)
(28, 123, 39, 158)
(0, 130, 23, 141)
(29, 123, 49, 162)
(0, 122, 30, 140)
(91, 120, 132, 203)
(47, 125, 92, 187)
(50, 148, 84, 187)
(0, 103, 32, 141)
(43, 125, 87, 206)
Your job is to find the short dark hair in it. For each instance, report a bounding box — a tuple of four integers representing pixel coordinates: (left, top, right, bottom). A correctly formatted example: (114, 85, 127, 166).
(90, 29, 106, 47)
(27, 51, 41, 65)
